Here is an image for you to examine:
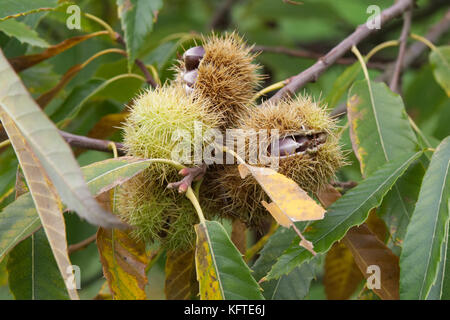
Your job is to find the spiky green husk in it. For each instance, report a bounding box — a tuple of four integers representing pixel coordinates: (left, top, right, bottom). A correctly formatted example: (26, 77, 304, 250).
(208, 95, 346, 227)
(117, 85, 219, 249)
(116, 172, 199, 250)
(122, 85, 219, 183)
(177, 32, 262, 128)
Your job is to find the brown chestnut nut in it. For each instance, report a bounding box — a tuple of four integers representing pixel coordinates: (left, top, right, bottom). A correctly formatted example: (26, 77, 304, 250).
(277, 137, 298, 156)
(183, 70, 198, 88)
(183, 46, 205, 71)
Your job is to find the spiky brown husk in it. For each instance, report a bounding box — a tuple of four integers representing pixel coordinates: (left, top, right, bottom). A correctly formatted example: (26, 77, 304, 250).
(176, 32, 262, 128)
(117, 85, 219, 250)
(207, 95, 346, 228)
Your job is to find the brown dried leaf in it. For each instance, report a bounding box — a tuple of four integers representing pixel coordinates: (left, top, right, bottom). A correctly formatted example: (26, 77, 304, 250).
(231, 218, 247, 255)
(97, 227, 149, 300)
(324, 241, 364, 300)
(319, 185, 393, 300)
(8, 31, 108, 72)
(343, 224, 400, 300)
(165, 249, 198, 300)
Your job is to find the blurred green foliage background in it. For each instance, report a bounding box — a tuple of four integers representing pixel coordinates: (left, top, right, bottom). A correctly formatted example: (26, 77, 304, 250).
(0, 0, 448, 300)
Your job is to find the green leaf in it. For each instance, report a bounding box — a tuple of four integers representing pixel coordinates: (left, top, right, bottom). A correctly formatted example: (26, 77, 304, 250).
(400, 136, 450, 299)
(0, 0, 58, 20)
(7, 229, 69, 300)
(1, 110, 78, 299)
(50, 76, 142, 126)
(263, 262, 315, 300)
(326, 62, 361, 110)
(266, 151, 422, 280)
(117, 0, 163, 70)
(0, 148, 18, 207)
(195, 220, 264, 300)
(427, 220, 449, 300)
(142, 41, 179, 71)
(0, 194, 41, 262)
(378, 162, 425, 249)
(252, 227, 314, 300)
(348, 80, 421, 247)
(0, 157, 160, 262)
(429, 46, 450, 97)
(348, 80, 418, 176)
(0, 50, 124, 229)
(165, 249, 198, 300)
(253, 228, 297, 281)
(0, 19, 48, 48)
(49, 79, 105, 124)
(82, 157, 157, 196)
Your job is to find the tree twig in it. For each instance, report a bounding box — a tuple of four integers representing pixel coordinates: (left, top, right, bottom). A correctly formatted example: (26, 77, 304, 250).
(330, 9, 450, 118)
(114, 33, 158, 88)
(209, 0, 239, 30)
(370, 0, 448, 43)
(265, 0, 415, 105)
(390, 8, 413, 94)
(382, 9, 450, 83)
(331, 180, 358, 191)
(60, 130, 126, 156)
(68, 233, 97, 254)
(252, 45, 387, 70)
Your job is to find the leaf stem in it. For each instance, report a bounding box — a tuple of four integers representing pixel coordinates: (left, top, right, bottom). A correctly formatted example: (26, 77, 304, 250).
(408, 116, 432, 148)
(351, 46, 371, 83)
(80, 48, 127, 69)
(0, 139, 11, 149)
(218, 143, 245, 165)
(186, 187, 206, 224)
(84, 13, 116, 39)
(253, 80, 289, 100)
(366, 40, 399, 61)
(108, 142, 118, 159)
(410, 33, 438, 52)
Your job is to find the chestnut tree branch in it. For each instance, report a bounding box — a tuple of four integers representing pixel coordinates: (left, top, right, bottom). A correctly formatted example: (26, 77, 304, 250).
(252, 45, 388, 70)
(390, 8, 413, 94)
(209, 0, 239, 30)
(265, 0, 415, 105)
(382, 9, 450, 83)
(330, 9, 450, 118)
(68, 233, 97, 254)
(114, 33, 158, 88)
(60, 130, 126, 156)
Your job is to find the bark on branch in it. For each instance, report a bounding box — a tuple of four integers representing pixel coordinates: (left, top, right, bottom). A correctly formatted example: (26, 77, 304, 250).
(265, 0, 415, 105)
(60, 130, 126, 156)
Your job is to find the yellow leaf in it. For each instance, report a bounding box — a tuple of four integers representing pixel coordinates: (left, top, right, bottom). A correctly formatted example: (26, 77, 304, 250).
(97, 228, 149, 300)
(239, 163, 324, 254)
(194, 223, 224, 300)
(238, 164, 325, 222)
